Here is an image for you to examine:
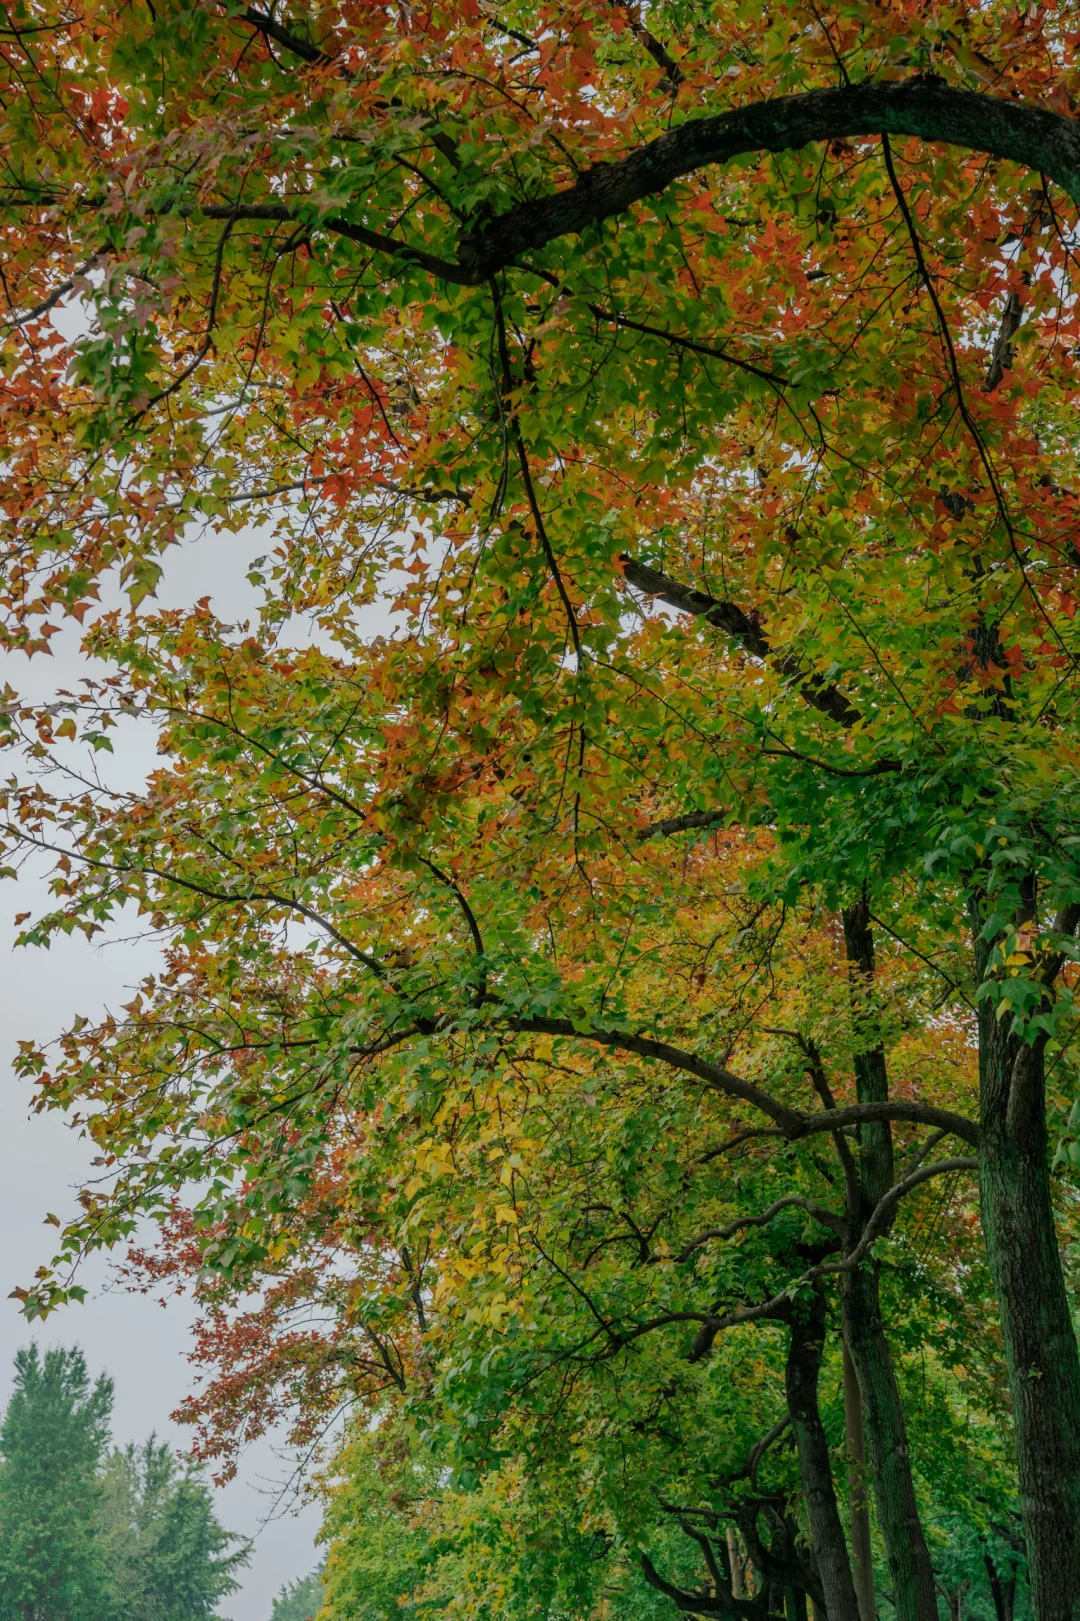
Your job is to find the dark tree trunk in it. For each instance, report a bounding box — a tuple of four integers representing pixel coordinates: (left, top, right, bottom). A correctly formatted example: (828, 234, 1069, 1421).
(785, 1285, 861, 1621)
(840, 901, 937, 1621)
(841, 901, 894, 1212)
(840, 1264, 937, 1621)
(984, 1553, 1016, 1621)
(842, 1337, 877, 1621)
(976, 989, 1080, 1621)
(787, 1588, 809, 1621)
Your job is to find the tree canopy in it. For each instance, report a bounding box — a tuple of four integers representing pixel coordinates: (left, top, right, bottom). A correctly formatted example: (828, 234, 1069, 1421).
(3, 4, 1080, 1620)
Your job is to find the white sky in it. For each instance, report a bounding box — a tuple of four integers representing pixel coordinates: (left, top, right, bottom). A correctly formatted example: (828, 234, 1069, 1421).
(0, 519, 350, 1620)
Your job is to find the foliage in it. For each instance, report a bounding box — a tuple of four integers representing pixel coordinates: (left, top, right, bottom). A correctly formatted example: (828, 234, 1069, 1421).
(0, 1345, 113, 1621)
(5, 1, 1080, 1616)
(271, 1568, 325, 1621)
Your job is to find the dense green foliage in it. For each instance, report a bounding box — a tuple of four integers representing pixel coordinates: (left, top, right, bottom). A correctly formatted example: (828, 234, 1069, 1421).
(271, 1569, 326, 1621)
(0, 1346, 245, 1621)
(0, 1346, 113, 1621)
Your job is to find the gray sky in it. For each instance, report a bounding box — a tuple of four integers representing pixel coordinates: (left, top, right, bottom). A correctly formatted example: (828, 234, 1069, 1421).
(0, 521, 339, 1620)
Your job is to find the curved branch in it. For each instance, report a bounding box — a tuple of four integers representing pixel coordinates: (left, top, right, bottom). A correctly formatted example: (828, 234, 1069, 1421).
(817, 1155, 977, 1278)
(641, 1554, 739, 1617)
(745, 1414, 792, 1486)
(460, 78, 1080, 271)
(176, 82, 1080, 300)
(504, 1015, 805, 1131)
(617, 1155, 977, 1360)
(797, 1099, 979, 1149)
(504, 1014, 979, 1145)
(667, 1195, 845, 1263)
(417, 855, 487, 1005)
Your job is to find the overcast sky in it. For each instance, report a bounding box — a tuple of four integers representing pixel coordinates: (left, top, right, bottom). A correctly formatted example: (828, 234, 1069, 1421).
(0, 520, 342, 1620)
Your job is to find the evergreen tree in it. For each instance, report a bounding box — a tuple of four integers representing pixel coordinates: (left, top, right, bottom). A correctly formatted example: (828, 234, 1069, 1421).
(0, 1344, 113, 1621)
(271, 1569, 325, 1621)
(98, 1439, 248, 1621)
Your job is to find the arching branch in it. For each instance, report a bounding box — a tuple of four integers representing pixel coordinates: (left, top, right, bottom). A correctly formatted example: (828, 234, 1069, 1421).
(459, 78, 1080, 272)
(504, 1014, 979, 1145)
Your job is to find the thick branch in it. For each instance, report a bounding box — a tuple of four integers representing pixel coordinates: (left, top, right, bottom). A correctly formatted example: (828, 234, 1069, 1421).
(243, 6, 327, 64)
(641, 1554, 740, 1617)
(984, 290, 1023, 392)
(638, 808, 726, 840)
(459, 78, 1080, 272)
(621, 554, 862, 727)
(505, 1015, 805, 1131)
(505, 1015, 979, 1145)
(805, 1099, 979, 1148)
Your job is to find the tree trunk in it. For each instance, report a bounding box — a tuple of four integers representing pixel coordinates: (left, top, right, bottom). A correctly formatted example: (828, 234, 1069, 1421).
(785, 1286, 861, 1621)
(840, 901, 937, 1621)
(984, 1553, 1016, 1621)
(787, 1587, 809, 1621)
(842, 1337, 877, 1621)
(840, 1265, 938, 1621)
(841, 901, 894, 1214)
(728, 1527, 746, 1599)
(977, 1001, 1080, 1621)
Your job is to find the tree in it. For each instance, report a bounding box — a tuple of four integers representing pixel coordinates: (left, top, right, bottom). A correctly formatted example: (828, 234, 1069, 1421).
(0, 1345, 113, 1621)
(97, 1438, 248, 1621)
(271, 1570, 325, 1621)
(5, 4, 1080, 1617)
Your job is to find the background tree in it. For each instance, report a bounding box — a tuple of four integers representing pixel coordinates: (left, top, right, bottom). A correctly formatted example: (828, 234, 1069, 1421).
(0, 1345, 113, 1621)
(270, 1569, 325, 1621)
(0, 1346, 243, 1621)
(97, 1438, 248, 1621)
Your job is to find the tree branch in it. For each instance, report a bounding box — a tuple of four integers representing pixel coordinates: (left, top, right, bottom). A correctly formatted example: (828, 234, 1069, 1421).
(504, 1015, 805, 1131)
(667, 1195, 846, 1264)
(638, 807, 726, 840)
(612, 2, 684, 92)
(504, 1015, 980, 1145)
(459, 78, 1080, 272)
(984, 289, 1022, 392)
(189, 203, 475, 285)
(621, 553, 864, 728)
(243, 6, 327, 65)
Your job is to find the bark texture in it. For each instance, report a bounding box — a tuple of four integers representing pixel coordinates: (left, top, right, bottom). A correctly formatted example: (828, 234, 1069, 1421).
(785, 1287, 861, 1621)
(842, 1338, 877, 1621)
(840, 1266, 938, 1621)
(977, 989, 1080, 1621)
(840, 901, 937, 1621)
(461, 78, 1080, 271)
